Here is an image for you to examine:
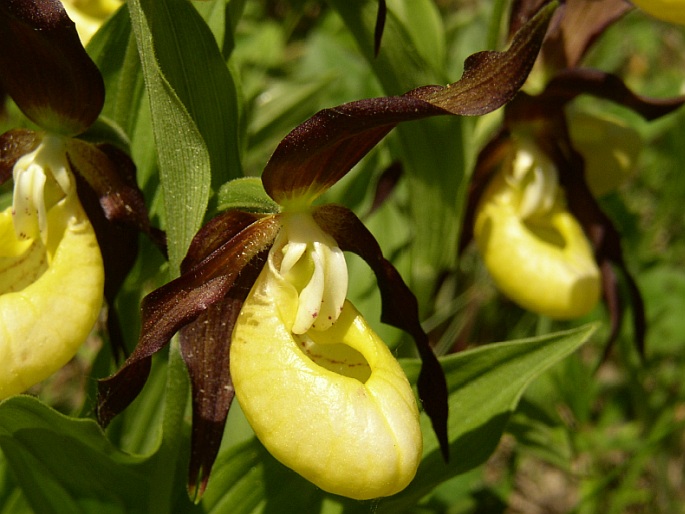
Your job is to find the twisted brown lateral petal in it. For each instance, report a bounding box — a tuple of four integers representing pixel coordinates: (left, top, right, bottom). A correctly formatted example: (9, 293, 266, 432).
(180, 254, 267, 500)
(97, 213, 280, 426)
(511, 0, 631, 70)
(542, 69, 685, 121)
(262, 3, 556, 204)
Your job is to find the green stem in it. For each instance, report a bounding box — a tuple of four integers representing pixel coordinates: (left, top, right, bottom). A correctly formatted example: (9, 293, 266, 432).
(535, 315, 552, 337)
(147, 338, 190, 513)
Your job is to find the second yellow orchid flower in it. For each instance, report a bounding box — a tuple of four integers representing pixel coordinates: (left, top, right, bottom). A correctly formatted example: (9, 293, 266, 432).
(631, 0, 685, 25)
(474, 138, 601, 319)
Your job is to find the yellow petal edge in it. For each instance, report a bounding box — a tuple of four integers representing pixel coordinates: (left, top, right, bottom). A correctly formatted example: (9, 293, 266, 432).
(474, 171, 601, 319)
(231, 264, 422, 499)
(631, 0, 685, 25)
(0, 196, 104, 399)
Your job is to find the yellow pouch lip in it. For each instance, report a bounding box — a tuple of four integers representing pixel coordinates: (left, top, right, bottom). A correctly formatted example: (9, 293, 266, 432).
(0, 197, 104, 399)
(475, 172, 601, 319)
(230, 265, 422, 500)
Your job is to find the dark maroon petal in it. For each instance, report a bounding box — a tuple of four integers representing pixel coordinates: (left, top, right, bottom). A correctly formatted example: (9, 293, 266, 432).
(313, 204, 449, 461)
(541, 69, 685, 121)
(509, 0, 548, 36)
(0, 0, 104, 135)
(97, 215, 280, 426)
(181, 211, 265, 272)
(0, 129, 40, 185)
(539, 0, 631, 70)
(261, 97, 437, 204)
(367, 160, 402, 216)
(407, 2, 554, 115)
(69, 141, 167, 333)
(181, 254, 266, 500)
(599, 260, 622, 358)
(262, 2, 555, 204)
(74, 171, 140, 360)
(520, 109, 647, 357)
(96, 274, 233, 427)
(458, 131, 512, 254)
(65, 140, 157, 239)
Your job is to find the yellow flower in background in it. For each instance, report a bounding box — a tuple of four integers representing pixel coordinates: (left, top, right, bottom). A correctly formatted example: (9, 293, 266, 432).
(230, 210, 422, 499)
(0, 135, 104, 399)
(474, 138, 601, 319)
(60, 0, 123, 44)
(567, 110, 642, 197)
(631, 0, 685, 25)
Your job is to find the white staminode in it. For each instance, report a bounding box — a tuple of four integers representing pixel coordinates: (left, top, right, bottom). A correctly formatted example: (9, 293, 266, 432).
(12, 135, 74, 243)
(273, 211, 348, 334)
(508, 138, 559, 220)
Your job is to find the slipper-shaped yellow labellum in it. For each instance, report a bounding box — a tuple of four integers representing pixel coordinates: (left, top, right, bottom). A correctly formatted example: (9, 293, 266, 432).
(0, 195, 104, 398)
(231, 260, 422, 499)
(60, 0, 124, 43)
(475, 169, 601, 319)
(630, 0, 685, 25)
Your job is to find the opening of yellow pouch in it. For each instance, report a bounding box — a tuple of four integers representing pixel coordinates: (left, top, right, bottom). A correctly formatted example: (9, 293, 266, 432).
(294, 333, 372, 383)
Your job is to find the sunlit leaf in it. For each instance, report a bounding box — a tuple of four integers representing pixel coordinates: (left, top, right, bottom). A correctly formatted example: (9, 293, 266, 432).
(127, 0, 241, 272)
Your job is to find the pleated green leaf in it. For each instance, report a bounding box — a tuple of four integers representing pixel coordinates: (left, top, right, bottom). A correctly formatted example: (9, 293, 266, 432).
(0, 396, 151, 514)
(328, 0, 470, 307)
(127, 0, 242, 273)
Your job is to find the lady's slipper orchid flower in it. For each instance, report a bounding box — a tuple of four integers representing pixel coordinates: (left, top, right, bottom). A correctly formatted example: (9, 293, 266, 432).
(97, 5, 556, 499)
(474, 137, 601, 319)
(463, 0, 685, 352)
(0, 0, 156, 396)
(231, 235, 422, 499)
(630, 0, 685, 25)
(0, 134, 104, 398)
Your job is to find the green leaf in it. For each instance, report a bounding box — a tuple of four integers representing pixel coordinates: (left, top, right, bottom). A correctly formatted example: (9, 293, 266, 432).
(128, 0, 242, 273)
(0, 396, 150, 514)
(386, 0, 446, 73)
(201, 323, 597, 512)
(216, 177, 280, 214)
(0, 385, 203, 514)
(328, 0, 465, 307)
